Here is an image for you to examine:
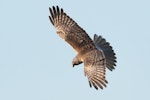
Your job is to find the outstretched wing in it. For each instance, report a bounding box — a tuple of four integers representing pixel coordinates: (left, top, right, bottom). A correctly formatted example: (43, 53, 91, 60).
(49, 6, 95, 53)
(84, 50, 108, 90)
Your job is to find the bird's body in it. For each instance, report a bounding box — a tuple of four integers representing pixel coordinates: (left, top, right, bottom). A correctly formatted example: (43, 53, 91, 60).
(49, 6, 116, 90)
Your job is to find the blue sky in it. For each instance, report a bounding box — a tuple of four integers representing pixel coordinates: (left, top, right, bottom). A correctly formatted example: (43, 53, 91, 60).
(0, 0, 150, 100)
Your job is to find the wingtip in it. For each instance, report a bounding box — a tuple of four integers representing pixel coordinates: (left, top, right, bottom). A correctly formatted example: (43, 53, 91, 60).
(105, 80, 108, 84)
(49, 16, 54, 25)
(61, 8, 63, 13)
(52, 6, 55, 9)
(89, 81, 92, 88)
(56, 5, 59, 9)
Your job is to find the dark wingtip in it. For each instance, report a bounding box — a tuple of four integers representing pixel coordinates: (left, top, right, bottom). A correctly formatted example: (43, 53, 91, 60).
(105, 80, 108, 84)
(49, 7, 54, 19)
(91, 82, 99, 90)
(89, 81, 92, 87)
(49, 6, 60, 25)
(52, 6, 55, 10)
(61, 8, 63, 14)
(56, 6, 60, 15)
(52, 6, 57, 17)
(56, 5, 59, 9)
(49, 16, 54, 25)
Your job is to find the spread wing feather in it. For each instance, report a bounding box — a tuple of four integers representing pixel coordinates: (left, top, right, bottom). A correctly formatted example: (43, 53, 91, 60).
(84, 50, 108, 90)
(49, 6, 95, 53)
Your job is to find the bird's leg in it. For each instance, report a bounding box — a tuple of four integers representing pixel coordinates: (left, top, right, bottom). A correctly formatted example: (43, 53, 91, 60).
(72, 55, 83, 67)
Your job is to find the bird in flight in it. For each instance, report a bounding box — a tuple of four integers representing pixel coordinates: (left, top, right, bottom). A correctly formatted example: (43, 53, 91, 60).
(49, 6, 117, 90)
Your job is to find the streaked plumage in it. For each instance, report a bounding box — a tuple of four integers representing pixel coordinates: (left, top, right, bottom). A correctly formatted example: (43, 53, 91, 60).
(49, 6, 116, 90)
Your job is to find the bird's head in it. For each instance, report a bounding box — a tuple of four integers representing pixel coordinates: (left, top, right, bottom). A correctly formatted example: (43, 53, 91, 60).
(72, 60, 83, 67)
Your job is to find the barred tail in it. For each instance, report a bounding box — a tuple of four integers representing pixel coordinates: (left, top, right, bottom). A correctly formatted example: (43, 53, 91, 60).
(93, 34, 117, 71)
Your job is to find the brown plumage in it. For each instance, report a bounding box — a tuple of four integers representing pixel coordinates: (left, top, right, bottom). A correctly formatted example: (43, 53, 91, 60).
(49, 6, 116, 90)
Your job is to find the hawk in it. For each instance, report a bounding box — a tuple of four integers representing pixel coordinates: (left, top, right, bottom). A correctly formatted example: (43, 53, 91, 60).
(49, 6, 116, 90)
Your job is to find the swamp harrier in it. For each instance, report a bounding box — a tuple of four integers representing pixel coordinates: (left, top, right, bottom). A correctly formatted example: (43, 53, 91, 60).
(49, 6, 117, 90)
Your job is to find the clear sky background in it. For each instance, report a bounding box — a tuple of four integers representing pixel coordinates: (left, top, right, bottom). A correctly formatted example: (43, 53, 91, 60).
(0, 0, 150, 100)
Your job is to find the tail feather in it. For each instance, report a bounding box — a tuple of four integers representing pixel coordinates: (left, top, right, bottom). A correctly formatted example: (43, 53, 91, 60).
(93, 34, 117, 71)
